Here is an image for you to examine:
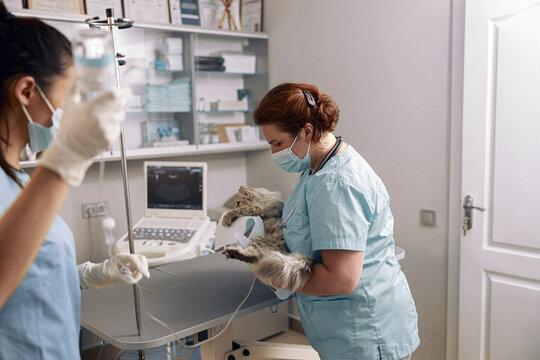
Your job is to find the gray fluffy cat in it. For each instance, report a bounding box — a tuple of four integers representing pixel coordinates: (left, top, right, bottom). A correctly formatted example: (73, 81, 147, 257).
(222, 186, 312, 292)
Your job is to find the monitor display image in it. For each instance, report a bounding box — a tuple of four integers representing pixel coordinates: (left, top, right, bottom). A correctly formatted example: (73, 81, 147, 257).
(147, 165, 203, 210)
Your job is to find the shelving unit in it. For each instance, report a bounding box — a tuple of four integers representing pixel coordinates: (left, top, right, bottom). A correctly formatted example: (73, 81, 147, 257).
(198, 110, 254, 113)
(19, 141, 268, 168)
(195, 71, 268, 75)
(10, 9, 269, 39)
(11, 9, 270, 167)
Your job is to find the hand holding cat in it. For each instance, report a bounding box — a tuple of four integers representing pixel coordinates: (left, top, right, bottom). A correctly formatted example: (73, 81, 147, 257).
(249, 263, 285, 289)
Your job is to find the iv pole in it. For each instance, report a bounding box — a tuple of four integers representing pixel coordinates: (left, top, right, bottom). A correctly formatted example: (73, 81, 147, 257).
(85, 9, 145, 360)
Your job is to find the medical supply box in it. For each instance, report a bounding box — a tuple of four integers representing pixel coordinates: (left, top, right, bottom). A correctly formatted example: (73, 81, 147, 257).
(209, 51, 256, 74)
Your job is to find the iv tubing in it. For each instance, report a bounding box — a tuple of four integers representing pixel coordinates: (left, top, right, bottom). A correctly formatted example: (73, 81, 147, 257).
(138, 274, 257, 352)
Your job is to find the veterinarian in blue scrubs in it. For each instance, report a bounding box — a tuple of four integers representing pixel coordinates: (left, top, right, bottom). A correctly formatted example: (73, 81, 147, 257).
(0, 6, 148, 359)
(254, 83, 419, 360)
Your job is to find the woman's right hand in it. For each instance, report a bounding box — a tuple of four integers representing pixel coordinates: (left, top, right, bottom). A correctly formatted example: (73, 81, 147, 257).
(39, 88, 130, 187)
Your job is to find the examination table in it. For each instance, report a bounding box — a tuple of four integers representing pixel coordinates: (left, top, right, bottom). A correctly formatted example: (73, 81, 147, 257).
(81, 252, 320, 359)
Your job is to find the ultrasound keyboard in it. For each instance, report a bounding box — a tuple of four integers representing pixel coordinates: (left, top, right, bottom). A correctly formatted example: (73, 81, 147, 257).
(128, 227, 195, 244)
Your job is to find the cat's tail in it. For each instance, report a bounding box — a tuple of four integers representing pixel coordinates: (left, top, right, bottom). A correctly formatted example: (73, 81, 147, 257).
(252, 251, 312, 292)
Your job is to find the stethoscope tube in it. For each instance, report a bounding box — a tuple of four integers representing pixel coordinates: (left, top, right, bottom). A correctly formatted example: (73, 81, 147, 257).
(279, 136, 343, 229)
(313, 136, 343, 174)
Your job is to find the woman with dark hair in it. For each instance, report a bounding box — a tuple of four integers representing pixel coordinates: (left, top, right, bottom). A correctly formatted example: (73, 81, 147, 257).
(0, 3, 149, 358)
(253, 83, 419, 360)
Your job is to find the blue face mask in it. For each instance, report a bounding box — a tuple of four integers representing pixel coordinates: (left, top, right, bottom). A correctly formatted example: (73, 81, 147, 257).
(20, 84, 62, 153)
(271, 134, 311, 173)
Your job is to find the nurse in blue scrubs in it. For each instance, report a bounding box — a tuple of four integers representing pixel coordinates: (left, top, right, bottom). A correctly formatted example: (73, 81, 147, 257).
(253, 83, 420, 360)
(0, 4, 149, 359)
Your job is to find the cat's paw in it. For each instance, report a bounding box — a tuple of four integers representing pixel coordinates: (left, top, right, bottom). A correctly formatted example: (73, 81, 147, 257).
(222, 246, 240, 259)
(221, 212, 237, 227)
(222, 246, 257, 264)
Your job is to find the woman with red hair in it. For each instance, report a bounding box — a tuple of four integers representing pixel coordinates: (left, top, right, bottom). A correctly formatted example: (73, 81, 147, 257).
(253, 83, 419, 360)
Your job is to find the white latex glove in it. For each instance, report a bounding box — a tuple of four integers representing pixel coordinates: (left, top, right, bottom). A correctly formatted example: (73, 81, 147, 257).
(39, 88, 130, 187)
(247, 264, 293, 299)
(78, 254, 150, 290)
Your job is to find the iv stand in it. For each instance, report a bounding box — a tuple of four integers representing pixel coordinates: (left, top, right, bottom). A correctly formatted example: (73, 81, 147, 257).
(85, 9, 145, 360)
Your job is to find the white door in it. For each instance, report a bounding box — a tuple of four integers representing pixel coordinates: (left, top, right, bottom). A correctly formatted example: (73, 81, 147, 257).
(459, 0, 540, 359)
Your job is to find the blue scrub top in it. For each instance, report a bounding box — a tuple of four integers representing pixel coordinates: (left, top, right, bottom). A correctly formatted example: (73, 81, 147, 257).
(0, 168, 81, 359)
(283, 145, 419, 360)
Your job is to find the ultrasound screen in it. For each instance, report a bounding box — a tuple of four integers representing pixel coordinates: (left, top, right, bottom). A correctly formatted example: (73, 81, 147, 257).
(147, 165, 203, 210)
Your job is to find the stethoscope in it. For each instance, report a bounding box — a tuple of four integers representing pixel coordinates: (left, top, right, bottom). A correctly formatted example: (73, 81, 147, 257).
(279, 136, 343, 229)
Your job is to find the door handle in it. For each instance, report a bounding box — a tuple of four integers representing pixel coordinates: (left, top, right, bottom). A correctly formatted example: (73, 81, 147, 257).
(462, 195, 485, 235)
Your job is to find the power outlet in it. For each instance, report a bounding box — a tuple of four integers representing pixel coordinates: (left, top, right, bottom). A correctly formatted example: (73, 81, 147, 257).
(82, 201, 109, 219)
(420, 209, 436, 227)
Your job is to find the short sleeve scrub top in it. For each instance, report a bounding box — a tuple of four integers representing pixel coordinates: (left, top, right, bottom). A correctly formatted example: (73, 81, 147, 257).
(0, 168, 81, 359)
(282, 145, 419, 360)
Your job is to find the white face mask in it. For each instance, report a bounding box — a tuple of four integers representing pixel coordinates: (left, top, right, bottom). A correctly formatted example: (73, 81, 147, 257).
(20, 83, 63, 153)
(271, 133, 311, 173)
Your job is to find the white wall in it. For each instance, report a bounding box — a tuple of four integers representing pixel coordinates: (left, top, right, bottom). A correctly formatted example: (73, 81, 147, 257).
(247, 1, 453, 359)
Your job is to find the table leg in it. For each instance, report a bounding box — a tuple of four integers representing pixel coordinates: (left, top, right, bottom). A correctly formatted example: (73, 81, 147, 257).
(200, 325, 233, 360)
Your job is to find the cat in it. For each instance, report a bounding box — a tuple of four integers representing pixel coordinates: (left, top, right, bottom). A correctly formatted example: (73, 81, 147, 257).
(221, 186, 312, 292)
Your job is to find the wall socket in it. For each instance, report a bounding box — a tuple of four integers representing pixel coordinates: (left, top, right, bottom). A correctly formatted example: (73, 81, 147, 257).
(420, 209, 436, 227)
(82, 201, 109, 219)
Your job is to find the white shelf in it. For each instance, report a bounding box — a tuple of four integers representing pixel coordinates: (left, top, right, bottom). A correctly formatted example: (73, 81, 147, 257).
(198, 110, 253, 113)
(10, 9, 268, 39)
(20, 141, 269, 168)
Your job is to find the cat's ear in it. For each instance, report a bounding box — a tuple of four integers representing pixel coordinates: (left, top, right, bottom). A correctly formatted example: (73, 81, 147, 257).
(239, 186, 250, 196)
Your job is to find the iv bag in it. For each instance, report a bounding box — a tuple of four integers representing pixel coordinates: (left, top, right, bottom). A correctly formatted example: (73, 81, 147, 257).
(72, 29, 116, 100)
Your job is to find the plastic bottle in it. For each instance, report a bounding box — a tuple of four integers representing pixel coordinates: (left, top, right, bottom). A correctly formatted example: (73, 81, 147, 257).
(71, 29, 116, 100)
(102, 216, 116, 257)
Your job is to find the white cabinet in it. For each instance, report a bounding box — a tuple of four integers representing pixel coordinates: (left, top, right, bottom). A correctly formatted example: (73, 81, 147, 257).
(11, 9, 269, 168)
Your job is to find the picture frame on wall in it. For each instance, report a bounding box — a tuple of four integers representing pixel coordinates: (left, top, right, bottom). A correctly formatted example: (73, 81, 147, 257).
(84, 0, 123, 17)
(241, 0, 261, 32)
(123, 0, 169, 24)
(199, 0, 240, 30)
(28, 0, 84, 14)
(4, 0, 23, 10)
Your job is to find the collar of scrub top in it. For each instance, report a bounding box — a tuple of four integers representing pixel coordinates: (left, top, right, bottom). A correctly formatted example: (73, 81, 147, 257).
(278, 136, 343, 229)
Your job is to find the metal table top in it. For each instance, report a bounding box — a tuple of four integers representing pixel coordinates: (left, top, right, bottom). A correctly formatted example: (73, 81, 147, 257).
(81, 253, 281, 350)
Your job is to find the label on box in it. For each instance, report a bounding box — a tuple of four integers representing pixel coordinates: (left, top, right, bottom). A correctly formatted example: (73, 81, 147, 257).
(169, 0, 182, 24)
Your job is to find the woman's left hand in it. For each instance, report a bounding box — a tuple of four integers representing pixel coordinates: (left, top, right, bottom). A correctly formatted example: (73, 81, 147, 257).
(270, 278, 284, 288)
(258, 276, 284, 289)
(249, 263, 284, 289)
